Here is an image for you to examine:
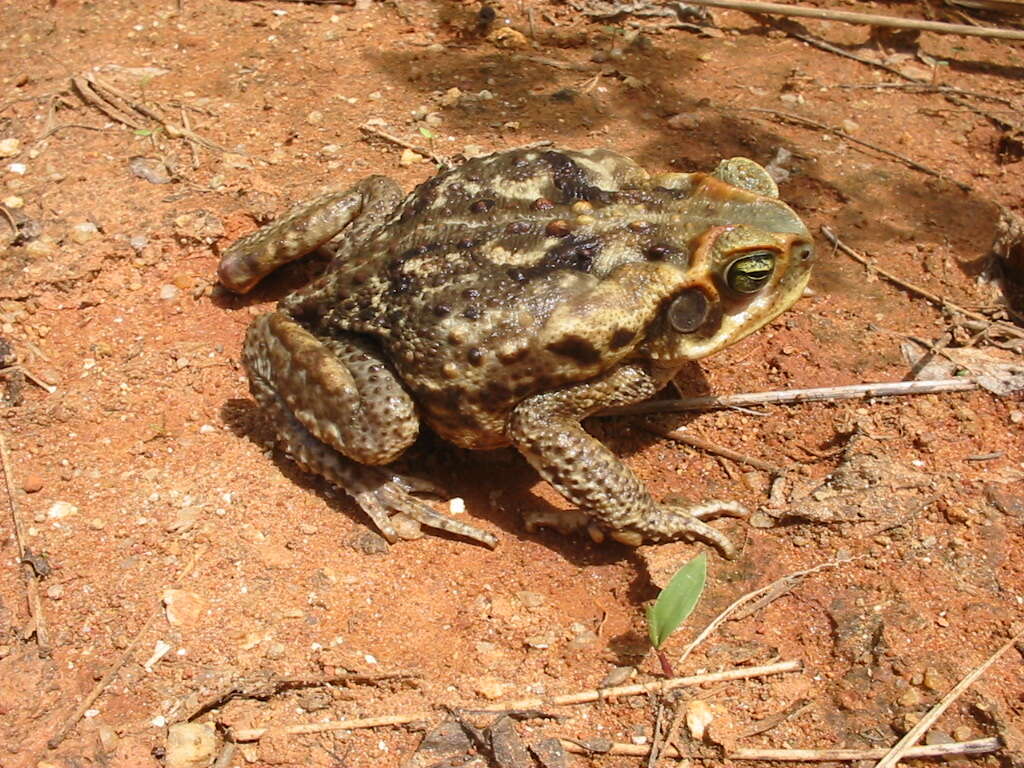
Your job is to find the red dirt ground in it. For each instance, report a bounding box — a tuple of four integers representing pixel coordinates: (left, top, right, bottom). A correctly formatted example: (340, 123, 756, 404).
(0, 0, 1021, 766)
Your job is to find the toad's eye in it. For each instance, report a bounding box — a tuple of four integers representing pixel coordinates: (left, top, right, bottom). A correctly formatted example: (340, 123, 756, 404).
(725, 251, 775, 294)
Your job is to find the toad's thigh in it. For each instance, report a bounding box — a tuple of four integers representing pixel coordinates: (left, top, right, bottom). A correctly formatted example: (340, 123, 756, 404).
(244, 312, 418, 464)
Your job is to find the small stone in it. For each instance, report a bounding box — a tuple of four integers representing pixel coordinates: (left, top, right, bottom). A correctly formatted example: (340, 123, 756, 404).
(749, 511, 775, 528)
(0, 138, 21, 158)
(164, 722, 217, 768)
(923, 667, 949, 692)
(69, 222, 99, 245)
(600, 666, 635, 687)
(163, 589, 208, 627)
(516, 591, 545, 609)
(1009, 410, 1023, 425)
(924, 730, 954, 746)
(3, 195, 23, 208)
(96, 725, 120, 753)
(473, 677, 508, 699)
(47, 501, 78, 519)
(399, 148, 425, 167)
(898, 688, 922, 707)
(25, 238, 57, 257)
(350, 530, 389, 554)
(7, 162, 27, 175)
(306, 110, 324, 125)
(22, 474, 43, 493)
(841, 119, 859, 133)
(265, 642, 286, 659)
(299, 523, 318, 535)
(46, 584, 64, 600)
(439, 87, 462, 107)
(89, 518, 106, 530)
(686, 699, 714, 741)
(159, 284, 180, 301)
(667, 113, 700, 131)
(390, 512, 423, 540)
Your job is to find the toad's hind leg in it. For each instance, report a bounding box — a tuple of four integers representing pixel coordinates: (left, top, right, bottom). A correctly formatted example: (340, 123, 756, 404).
(218, 175, 402, 293)
(243, 312, 498, 547)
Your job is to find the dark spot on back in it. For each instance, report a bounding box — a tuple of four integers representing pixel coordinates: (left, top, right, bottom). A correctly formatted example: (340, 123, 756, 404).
(534, 234, 602, 275)
(546, 335, 601, 365)
(610, 328, 636, 349)
(463, 306, 481, 320)
(506, 220, 530, 235)
(542, 151, 613, 204)
(646, 244, 682, 261)
(467, 347, 485, 366)
(470, 198, 496, 214)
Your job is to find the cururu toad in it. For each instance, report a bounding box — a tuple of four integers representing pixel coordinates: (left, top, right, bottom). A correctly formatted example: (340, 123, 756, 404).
(218, 148, 813, 555)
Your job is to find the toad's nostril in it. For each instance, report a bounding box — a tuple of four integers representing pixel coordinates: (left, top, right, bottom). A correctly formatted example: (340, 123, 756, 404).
(668, 288, 710, 333)
(795, 242, 813, 262)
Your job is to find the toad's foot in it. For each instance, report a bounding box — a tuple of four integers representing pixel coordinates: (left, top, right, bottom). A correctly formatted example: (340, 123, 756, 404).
(347, 467, 497, 548)
(524, 501, 745, 556)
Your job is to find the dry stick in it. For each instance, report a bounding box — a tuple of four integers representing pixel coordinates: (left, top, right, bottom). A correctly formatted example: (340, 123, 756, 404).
(822, 226, 1024, 341)
(873, 629, 1024, 768)
(559, 736, 1001, 760)
(646, 424, 787, 475)
(47, 549, 203, 749)
(358, 124, 450, 168)
(740, 106, 971, 191)
(230, 660, 801, 742)
(731, 737, 1003, 761)
(678, 0, 1024, 39)
(0, 432, 50, 655)
(606, 378, 981, 417)
(677, 556, 861, 666)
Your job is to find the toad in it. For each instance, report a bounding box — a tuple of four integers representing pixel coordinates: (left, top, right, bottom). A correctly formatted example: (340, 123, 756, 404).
(218, 148, 813, 555)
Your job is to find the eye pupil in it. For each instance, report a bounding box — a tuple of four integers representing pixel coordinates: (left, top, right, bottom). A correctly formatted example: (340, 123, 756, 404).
(726, 252, 775, 294)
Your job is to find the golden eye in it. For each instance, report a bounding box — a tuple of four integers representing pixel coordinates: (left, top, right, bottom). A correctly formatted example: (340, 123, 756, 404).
(725, 251, 775, 294)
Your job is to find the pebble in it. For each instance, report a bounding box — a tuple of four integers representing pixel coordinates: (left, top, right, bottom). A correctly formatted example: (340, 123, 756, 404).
(3, 195, 23, 209)
(7, 162, 27, 175)
(306, 110, 324, 125)
(923, 667, 949, 692)
(46, 584, 64, 600)
(473, 677, 508, 700)
(47, 501, 78, 519)
(390, 512, 423, 540)
(399, 148, 425, 167)
(686, 700, 714, 741)
(159, 284, 180, 300)
(600, 666, 634, 687)
(163, 589, 208, 627)
(164, 722, 217, 768)
(22, 474, 43, 493)
(0, 138, 21, 158)
(898, 688, 922, 707)
(299, 523, 318, 535)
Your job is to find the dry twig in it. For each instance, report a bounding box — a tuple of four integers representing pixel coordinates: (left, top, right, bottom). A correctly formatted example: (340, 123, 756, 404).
(822, 226, 1024, 341)
(732, 737, 1003, 761)
(0, 432, 50, 654)
(230, 660, 801, 742)
(873, 629, 1024, 768)
(606, 378, 982, 416)
(677, 556, 861, 665)
(359, 123, 451, 168)
(47, 548, 204, 749)
(645, 424, 787, 476)
(679, 0, 1024, 39)
(558, 736, 1001, 760)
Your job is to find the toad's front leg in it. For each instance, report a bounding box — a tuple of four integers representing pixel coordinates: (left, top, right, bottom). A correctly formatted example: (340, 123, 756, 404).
(244, 311, 498, 547)
(508, 363, 745, 557)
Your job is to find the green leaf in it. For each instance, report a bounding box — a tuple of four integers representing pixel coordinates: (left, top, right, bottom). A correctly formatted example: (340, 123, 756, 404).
(418, 126, 435, 140)
(134, 129, 153, 137)
(645, 552, 707, 649)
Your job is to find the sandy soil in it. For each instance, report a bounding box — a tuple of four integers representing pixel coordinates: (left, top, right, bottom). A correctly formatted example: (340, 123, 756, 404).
(0, 0, 1022, 766)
